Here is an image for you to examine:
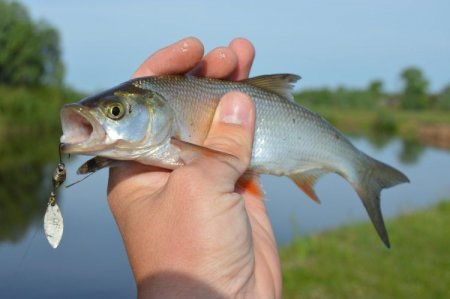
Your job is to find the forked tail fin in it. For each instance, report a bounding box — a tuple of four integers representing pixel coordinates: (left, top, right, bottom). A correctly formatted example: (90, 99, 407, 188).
(351, 155, 409, 248)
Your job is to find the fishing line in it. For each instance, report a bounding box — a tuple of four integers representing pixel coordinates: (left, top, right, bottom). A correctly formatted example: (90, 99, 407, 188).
(18, 226, 39, 268)
(59, 142, 63, 164)
(2, 225, 40, 294)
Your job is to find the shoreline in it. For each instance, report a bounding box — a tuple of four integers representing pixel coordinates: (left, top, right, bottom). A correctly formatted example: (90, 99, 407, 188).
(418, 124, 450, 150)
(280, 200, 450, 298)
(310, 107, 450, 151)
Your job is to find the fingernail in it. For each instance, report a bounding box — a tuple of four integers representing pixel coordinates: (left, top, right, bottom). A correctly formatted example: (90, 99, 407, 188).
(219, 92, 251, 126)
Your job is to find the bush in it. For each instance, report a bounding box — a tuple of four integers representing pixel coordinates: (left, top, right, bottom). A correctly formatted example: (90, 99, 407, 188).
(400, 67, 430, 110)
(295, 87, 379, 110)
(372, 109, 398, 134)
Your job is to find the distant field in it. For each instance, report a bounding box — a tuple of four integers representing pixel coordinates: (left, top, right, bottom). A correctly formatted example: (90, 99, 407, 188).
(280, 200, 450, 299)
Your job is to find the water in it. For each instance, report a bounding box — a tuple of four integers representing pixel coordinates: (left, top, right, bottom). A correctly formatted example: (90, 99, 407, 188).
(265, 138, 450, 244)
(0, 136, 449, 298)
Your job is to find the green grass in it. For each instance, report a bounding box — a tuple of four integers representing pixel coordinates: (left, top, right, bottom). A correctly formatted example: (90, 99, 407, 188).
(280, 200, 450, 299)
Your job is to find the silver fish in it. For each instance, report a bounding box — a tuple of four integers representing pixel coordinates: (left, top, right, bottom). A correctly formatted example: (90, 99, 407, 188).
(60, 74, 409, 247)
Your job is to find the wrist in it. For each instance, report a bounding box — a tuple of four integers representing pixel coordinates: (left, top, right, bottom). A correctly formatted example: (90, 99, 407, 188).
(134, 263, 257, 299)
(137, 271, 227, 299)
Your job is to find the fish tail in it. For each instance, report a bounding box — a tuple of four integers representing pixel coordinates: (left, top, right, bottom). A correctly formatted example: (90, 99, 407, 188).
(350, 154, 409, 248)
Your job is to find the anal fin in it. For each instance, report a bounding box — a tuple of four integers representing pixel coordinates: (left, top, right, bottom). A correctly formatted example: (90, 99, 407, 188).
(290, 169, 325, 204)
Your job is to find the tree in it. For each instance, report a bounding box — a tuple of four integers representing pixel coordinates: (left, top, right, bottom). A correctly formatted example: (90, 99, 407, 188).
(368, 80, 383, 96)
(437, 84, 450, 110)
(0, 0, 64, 86)
(400, 67, 429, 110)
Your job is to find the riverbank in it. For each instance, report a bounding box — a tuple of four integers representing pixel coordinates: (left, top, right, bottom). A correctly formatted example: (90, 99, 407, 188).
(280, 200, 450, 299)
(309, 107, 450, 150)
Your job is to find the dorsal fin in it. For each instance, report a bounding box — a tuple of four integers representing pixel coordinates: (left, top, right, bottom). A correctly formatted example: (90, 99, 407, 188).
(242, 74, 301, 102)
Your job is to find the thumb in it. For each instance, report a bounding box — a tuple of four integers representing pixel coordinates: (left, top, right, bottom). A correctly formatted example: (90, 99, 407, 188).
(188, 91, 256, 189)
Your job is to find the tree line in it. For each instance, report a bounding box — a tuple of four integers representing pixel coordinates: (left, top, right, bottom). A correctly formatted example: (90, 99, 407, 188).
(0, 0, 82, 132)
(1, 0, 449, 112)
(295, 67, 450, 111)
(0, 0, 63, 86)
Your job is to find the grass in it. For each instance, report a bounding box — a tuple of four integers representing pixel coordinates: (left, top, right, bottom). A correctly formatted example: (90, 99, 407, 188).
(280, 200, 450, 299)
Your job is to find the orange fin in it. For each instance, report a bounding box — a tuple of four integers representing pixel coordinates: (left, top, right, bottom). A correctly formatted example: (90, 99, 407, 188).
(290, 170, 324, 204)
(170, 137, 237, 163)
(237, 174, 263, 198)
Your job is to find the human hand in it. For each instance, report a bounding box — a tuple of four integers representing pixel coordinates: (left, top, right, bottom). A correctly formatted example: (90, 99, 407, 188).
(107, 37, 281, 298)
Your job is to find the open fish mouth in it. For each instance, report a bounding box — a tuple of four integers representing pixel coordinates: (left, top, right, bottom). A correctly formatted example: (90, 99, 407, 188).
(60, 104, 106, 153)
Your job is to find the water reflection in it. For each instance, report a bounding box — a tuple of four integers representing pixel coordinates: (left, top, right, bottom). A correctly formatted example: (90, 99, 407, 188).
(0, 132, 449, 298)
(0, 132, 59, 243)
(0, 131, 446, 246)
(366, 133, 395, 150)
(361, 132, 427, 165)
(399, 138, 426, 164)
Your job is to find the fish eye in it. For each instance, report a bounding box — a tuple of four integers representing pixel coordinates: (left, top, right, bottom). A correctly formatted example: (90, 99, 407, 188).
(106, 102, 125, 120)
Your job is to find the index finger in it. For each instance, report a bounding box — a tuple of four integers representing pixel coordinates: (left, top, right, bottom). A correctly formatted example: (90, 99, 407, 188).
(132, 37, 205, 78)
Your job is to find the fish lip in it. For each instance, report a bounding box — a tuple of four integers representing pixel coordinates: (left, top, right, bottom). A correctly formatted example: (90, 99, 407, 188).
(60, 103, 106, 154)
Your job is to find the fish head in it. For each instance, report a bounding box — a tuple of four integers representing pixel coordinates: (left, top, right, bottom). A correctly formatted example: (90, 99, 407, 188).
(60, 81, 174, 159)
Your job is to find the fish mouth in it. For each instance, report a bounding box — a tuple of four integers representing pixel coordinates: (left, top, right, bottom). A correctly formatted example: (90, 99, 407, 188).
(60, 104, 106, 154)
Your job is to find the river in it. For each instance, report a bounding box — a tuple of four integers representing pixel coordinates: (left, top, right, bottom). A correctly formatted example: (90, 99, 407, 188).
(0, 135, 449, 298)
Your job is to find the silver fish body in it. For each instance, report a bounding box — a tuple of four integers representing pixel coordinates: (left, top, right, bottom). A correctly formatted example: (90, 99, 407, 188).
(60, 74, 409, 247)
(133, 75, 346, 175)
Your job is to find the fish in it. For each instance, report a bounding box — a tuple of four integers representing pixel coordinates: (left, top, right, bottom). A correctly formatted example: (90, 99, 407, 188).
(60, 74, 409, 247)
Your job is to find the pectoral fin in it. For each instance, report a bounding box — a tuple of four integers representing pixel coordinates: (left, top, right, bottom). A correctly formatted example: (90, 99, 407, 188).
(77, 156, 117, 174)
(170, 137, 238, 164)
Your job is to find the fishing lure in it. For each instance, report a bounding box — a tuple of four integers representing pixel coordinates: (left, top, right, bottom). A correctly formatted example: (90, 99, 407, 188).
(52, 163, 66, 190)
(44, 144, 66, 249)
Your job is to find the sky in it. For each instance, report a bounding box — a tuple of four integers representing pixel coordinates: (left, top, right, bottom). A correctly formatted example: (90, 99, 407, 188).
(20, 0, 450, 93)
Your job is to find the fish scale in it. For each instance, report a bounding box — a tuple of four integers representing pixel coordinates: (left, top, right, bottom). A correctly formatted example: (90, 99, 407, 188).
(60, 74, 409, 247)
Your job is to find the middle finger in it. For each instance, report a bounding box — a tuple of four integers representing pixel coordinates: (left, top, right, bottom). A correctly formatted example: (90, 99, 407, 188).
(189, 47, 238, 79)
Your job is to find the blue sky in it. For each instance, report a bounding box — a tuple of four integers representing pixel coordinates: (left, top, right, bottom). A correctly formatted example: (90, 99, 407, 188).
(21, 0, 450, 93)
